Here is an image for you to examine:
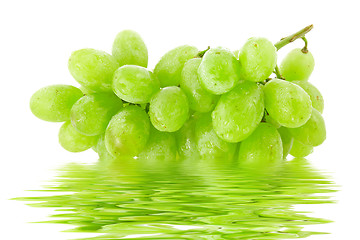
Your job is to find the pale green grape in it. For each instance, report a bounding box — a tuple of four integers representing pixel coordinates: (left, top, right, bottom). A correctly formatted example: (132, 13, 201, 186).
(95, 134, 115, 161)
(238, 37, 277, 82)
(30, 84, 83, 122)
(175, 115, 200, 160)
(288, 108, 326, 147)
(105, 105, 150, 157)
(68, 48, 119, 92)
(264, 79, 312, 128)
(238, 123, 283, 166)
(70, 92, 123, 136)
(154, 45, 198, 87)
(290, 139, 313, 157)
(138, 126, 177, 161)
(198, 47, 241, 95)
(264, 112, 281, 128)
(58, 121, 97, 152)
(233, 49, 240, 59)
(280, 48, 315, 81)
(180, 58, 219, 112)
(292, 81, 324, 113)
(277, 127, 294, 159)
(112, 30, 148, 67)
(149, 86, 189, 132)
(195, 113, 237, 159)
(212, 81, 264, 143)
(112, 65, 160, 104)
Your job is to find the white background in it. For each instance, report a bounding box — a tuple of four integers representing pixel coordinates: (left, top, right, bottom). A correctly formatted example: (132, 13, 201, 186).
(1, 0, 359, 239)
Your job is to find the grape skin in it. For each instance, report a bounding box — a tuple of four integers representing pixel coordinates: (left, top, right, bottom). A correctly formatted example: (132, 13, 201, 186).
(212, 81, 264, 143)
(288, 108, 326, 147)
(277, 127, 294, 159)
(105, 105, 150, 158)
(112, 30, 148, 68)
(195, 113, 237, 160)
(180, 58, 219, 113)
(70, 92, 123, 136)
(112, 65, 160, 104)
(290, 139, 313, 157)
(154, 45, 198, 87)
(264, 79, 312, 128)
(149, 86, 189, 132)
(280, 48, 315, 81)
(30, 84, 83, 122)
(238, 123, 283, 166)
(68, 48, 119, 92)
(198, 47, 241, 95)
(175, 115, 200, 160)
(292, 81, 324, 113)
(238, 37, 277, 82)
(58, 121, 98, 152)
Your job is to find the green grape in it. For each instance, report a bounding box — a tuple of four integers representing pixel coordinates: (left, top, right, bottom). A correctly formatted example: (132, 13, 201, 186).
(277, 127, 294, 159)
(154, 45, 198, 87)
(58, 121, 97, 152)
(238, 37, 277, 82)
(280, 48, 315, 81)
(180, 58, 219, 112)
(195, 113, 237, 159)
(288, 108, 326, 147)
(112, 30, 148, 67)
(30, 84, 83, 122)
(292, 81, 324, 113)
(238, 123, 283, 166)
(105, 105, 150, 158)
(95, 134, 115, 161)
(70, 92, 123, 136)
(175, 115, 200, 160)
(80, 86, 95, 95)
(264, 112, 281, 128)
(233, 49, 240, 59)
(68, 48, 119, 92)
(149, 86, 189, 132)
(198, 47, 241, 95)
(138, 126, 177, 161)
(112, 65, 160, 104)
(290, 139, 313, 157)
(264, 79, 312, 128)
(212, 81, 264, 142)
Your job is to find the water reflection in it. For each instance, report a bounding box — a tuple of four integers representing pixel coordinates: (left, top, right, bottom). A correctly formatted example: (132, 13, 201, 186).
(16, 157, 335, 239)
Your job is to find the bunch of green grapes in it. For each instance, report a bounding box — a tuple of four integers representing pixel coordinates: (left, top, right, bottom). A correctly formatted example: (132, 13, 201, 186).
(30, 26, 326, 165)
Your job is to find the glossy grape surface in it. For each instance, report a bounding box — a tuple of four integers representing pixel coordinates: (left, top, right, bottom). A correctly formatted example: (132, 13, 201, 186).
(175, 115, 200, 160)
(30, 84, 83, 122)
(68, 48, 119, 92)
(112, 65, 160, 104)
(290, 139, 313, 157)
(212, 81, 264, 142)
(293, 80, 324, 113)
(280, 48, 315, 81)
(277, 127, 294, 159)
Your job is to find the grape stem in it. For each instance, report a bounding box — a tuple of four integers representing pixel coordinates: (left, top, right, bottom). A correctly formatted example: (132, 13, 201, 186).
(273, 65, 283, 79)
(274, 24, 313, 51)
(301, 37, 309, 53)
(197, 46, 210, 58)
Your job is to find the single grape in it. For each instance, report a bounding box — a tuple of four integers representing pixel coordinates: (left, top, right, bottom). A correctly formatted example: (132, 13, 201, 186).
(264, 79, 312, 128)
(277, 127, 294, 159)
(175, 115, 200, 160)
(105, 105, 150, 158)
(30, 84, 83, 122)
(263, 111, 281, 128)
(195, 113, 237, 159)
(180, 58, 219, 112)
(292, 80, 324, 113)
(138, 126, 177, 161)
(198, 47, 241, 95)
(58, 121, 98, 152)
(238, 37, 277, 82)
(154, 45, 198, 87)
(70, 92, 123, 136)
(290, 139, 313, 157)
(68, 48, 119, 92)
(280, 48, 315, 81)
(288, 108, 326, 147)
(212, 81, 264, 143)
(112, 65, 160, 104)
(95, 134, 116, 162)
(238, 123, 283, 166)
(112, 30, 148, 67)
(149, 86, 189, 132)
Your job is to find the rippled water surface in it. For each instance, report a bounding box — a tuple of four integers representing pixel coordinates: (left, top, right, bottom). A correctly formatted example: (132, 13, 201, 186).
(16, 157, 336, 239)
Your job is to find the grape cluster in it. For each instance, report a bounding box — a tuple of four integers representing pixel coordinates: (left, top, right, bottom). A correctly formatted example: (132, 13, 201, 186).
(30, 28, 326, 166)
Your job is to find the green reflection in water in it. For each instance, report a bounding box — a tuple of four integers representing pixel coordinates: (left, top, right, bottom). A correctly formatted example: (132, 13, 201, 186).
(16, 157, 336, 239)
